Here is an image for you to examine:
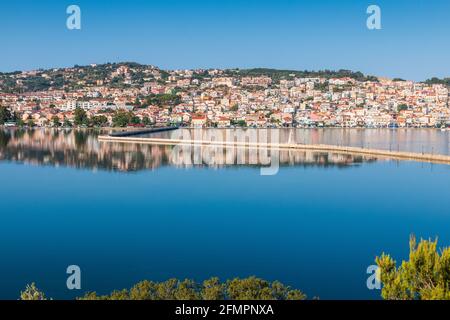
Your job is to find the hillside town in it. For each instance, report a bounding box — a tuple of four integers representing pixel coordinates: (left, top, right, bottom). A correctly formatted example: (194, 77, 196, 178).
(0, 63, 449, 129)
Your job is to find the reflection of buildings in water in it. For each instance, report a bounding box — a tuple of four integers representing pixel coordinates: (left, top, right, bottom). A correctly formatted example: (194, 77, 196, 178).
(170, 143, 373, 168)
(153, 128, 450, 155)
(0, 129, 376, 172)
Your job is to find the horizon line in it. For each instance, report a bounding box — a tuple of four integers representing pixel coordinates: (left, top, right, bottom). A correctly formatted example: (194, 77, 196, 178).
(1, 61, 447, 83)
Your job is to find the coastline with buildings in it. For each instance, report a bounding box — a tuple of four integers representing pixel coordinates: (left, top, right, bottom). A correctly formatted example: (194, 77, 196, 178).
(0, 63, 449, 130)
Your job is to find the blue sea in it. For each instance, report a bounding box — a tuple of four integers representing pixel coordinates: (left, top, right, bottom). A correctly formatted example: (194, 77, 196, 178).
(0, 128, 449, 300)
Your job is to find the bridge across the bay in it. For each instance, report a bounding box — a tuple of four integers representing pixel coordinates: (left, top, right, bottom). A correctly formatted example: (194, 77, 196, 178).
(98, 132, 450, 166)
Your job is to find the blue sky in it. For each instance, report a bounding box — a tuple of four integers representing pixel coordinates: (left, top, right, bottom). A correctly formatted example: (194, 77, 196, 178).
(0, 0, 449, 80)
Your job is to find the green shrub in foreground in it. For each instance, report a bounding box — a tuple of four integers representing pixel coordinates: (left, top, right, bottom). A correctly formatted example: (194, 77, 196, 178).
(78, 277, 306, 300)
(20, 277, 306, 301)
(376, 236, 450, 300)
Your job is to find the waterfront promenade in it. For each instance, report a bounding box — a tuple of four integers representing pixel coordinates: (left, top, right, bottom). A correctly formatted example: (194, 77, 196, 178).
(109, 126, 179, 137)
(98, 134, 450, 166)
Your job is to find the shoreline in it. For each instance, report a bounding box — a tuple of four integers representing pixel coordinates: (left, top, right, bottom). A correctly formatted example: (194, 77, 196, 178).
(1, 125, 449, 131)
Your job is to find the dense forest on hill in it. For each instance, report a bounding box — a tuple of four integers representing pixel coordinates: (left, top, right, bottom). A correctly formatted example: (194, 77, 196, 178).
(425, 77, 450, 86)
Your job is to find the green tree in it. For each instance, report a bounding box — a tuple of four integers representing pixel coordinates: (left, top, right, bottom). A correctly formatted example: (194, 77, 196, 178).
(63, 117, 72, 128)
(145, 93, 181, 107)
(425, 77, 450, 86)
(16, 118, 25, 127)
(112, 110, 132, 127)
(142, 116, 151, 127)
(108, 289, 129, 300)
(154, 279, 178, 300)
(129, 280, 157, 300)
(20, 283, 47, 300)
(232, 120, 247, 127)
(174, 279, 201, 300)
(0, 106, 12, 124)
(397, 104, 408, 112)
(201, 277, 226, 300)
(130, 115, 141, 125)
(226, 277, 305, 300)
(134, 97, 141, 108)
(52, 116, 60, 127)
(27, 119, 35, 127)
(74, 107, 88, 126)
(376, 236, 450, 300)
(230, 104, 239, 112)
(90, 115, 108, 127)
(78, 277, 306, 301)
(78, 292, 103, 300)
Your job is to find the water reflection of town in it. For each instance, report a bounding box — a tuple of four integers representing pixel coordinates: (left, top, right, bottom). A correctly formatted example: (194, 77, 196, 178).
(0, 129, 377, 172)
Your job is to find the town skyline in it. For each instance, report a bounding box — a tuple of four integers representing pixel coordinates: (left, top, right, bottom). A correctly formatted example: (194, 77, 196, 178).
(1, 61, 449, 83)
(1, 61, 449, 130)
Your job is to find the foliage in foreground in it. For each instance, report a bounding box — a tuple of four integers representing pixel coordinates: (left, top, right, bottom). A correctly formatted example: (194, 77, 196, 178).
(21, 237, 450, 301)
(376, 236, 450, 300)
(20, 277, 305, 301)
(79, 277, 306, 300)
(20, 283, 47, 300)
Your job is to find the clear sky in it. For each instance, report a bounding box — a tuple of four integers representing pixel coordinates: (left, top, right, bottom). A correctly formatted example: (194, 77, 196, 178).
(0, 0, 449, 80)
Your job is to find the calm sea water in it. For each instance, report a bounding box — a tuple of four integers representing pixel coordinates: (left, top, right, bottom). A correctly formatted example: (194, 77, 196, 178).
(0, 128, 449, 300)
(145, 128, 450, 155)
